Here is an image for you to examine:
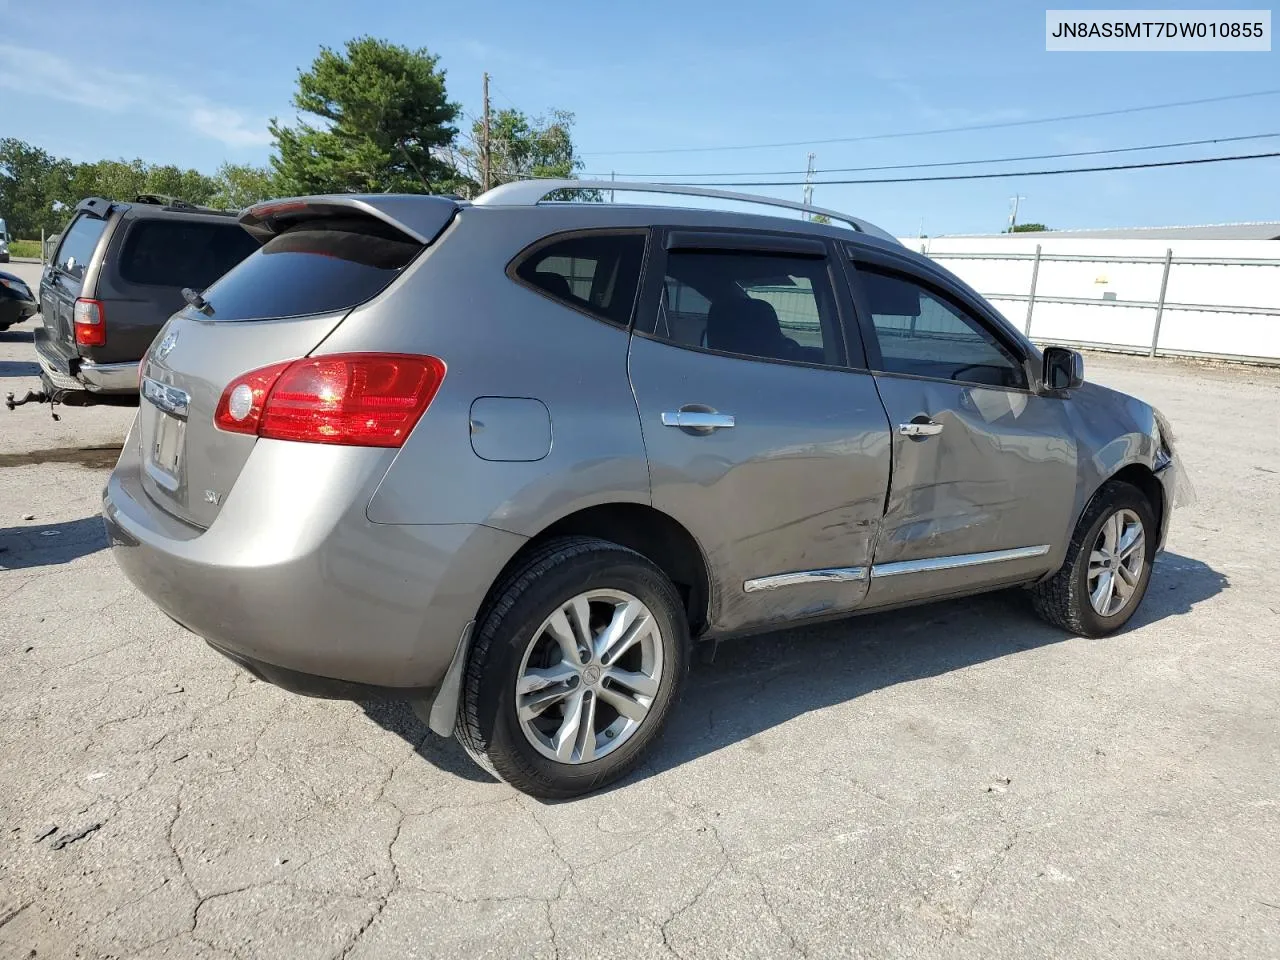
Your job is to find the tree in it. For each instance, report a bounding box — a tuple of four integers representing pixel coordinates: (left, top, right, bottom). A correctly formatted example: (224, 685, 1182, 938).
(445, 108, 590, 200)
(145, 165, 218, 206)
(0, 139, 63, 236)
(209, 163, 280, 210)
(1008, 223, 1049, 233)
(809, 214, 831, 225)
(42, 157, 218, 211)
(270, 36, 461, 195)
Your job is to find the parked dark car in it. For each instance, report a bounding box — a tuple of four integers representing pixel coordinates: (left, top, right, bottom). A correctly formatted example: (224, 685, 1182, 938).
(0, 269, 37, 330)
(31, 196, 259, 403)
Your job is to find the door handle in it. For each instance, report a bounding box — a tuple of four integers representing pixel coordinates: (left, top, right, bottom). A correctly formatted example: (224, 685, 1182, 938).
(661, 410, 735, 431)
(899, 420, 943, 438)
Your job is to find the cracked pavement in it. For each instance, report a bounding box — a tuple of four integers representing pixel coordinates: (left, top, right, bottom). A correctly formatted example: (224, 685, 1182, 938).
(1, 282, 1278, 959)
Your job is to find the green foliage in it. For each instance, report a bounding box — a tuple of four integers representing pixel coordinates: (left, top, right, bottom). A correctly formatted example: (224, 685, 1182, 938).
(480, 108, 582, 184)
(209, 163, 280, 210)
(9, 240, 43, 258)
(1008, 223, 1049, 233)
(1, 139, 226, 236)
(447, 108, 590, 200)
(3, 34, 587, 237)
(72, 159, 217, 207)
(809, 213, 832, 224)
(0, 139, 65, 236)
(270, 36, 461, 195)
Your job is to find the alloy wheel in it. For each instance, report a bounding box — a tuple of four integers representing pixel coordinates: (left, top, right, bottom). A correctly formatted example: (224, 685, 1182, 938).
(1088, 508, 1146, 617)
(514, 589, 664, 764)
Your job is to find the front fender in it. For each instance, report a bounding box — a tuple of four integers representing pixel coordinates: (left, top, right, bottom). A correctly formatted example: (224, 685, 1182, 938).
(1062, 381, 1162, 538)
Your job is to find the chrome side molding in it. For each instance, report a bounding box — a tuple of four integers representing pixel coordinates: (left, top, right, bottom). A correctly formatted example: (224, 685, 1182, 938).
(870, 544, 1050, 579)
(744, 567, 868, 593)
(744, 545, 1051, 592)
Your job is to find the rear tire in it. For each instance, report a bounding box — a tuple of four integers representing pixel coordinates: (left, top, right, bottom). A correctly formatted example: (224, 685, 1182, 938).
(456, 536, 689, 798)
(1031, 480, 1156, 637)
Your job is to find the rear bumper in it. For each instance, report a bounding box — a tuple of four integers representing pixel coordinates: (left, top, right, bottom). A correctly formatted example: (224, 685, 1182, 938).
(33, 327, 138, 394)
(102, 432, 526, 692)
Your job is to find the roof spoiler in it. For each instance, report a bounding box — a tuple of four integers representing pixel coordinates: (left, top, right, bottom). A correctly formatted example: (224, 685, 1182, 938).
(239, 194, 460, 244)
(74, 197, 115, 220)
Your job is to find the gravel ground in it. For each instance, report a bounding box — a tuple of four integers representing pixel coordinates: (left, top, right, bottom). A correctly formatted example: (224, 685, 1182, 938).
(1, 265, 1277, 960)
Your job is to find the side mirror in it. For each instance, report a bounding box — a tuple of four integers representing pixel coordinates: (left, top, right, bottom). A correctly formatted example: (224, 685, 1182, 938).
(1042, 347, 1084, 391)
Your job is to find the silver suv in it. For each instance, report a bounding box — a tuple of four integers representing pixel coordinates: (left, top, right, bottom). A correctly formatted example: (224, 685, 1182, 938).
(104, 181, 1182, 797)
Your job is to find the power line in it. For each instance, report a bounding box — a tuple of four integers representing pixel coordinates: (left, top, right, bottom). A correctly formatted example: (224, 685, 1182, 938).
(579, 88, 1280, 157)
(682, 150, 1280, 187)
(582, 131, 1280, 179)
(489, 78, 521, 110)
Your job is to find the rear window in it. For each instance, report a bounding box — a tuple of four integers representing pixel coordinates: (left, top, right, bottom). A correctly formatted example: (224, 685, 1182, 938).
(512, 231, 647, 327)
(197, 218, 422, 322)
(54, 214, 109, 281)
(119, 220, 259, 288)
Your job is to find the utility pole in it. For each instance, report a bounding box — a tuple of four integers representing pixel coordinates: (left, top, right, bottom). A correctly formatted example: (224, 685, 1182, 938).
(802, 152, 816, 219)
(481, 72, 491, 192)
(1008, 194, 1026, 232)
(610, 171, 615, 204)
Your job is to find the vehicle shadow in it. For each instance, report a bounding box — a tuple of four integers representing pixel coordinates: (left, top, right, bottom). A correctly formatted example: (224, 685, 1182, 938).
(0, 516, 109, 570)
(0, 329, 34, 343)
(0, 359, 41, 378)
(362, 551, 1227, 791)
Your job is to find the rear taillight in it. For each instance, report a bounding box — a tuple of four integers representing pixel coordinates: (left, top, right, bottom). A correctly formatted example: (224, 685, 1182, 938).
(73, 298, 106, 346)
(214, 353, 446, 448)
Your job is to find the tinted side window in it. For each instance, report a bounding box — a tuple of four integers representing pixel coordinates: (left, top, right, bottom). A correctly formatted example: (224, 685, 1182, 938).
(653, 250, 842, 367)
(858, 267, 1025, 388)
(54, 214, 109, 281)
(119, 220, 259, 288)
(199, 218, 422, 322)
(513, 232, 646, 327)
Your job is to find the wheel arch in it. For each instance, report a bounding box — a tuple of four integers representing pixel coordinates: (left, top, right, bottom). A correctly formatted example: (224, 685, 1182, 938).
(1083, 461, 1165, 540)
(486, 503, 713, 638)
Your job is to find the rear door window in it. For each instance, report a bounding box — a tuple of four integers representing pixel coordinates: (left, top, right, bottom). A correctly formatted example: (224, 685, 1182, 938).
(53, 214, 109, 281)
(649, 249, 844, 367)
(197, 218, 422, 322)
(119, 220, 259, 289)
(511, 231, 647, 327)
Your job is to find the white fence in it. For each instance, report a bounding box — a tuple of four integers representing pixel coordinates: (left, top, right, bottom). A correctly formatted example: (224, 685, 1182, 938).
(905, 235, 1280, 363)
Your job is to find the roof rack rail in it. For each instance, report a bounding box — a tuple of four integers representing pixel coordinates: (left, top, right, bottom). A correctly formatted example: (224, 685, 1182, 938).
(129, 194, 239, 216)
(133, 194, 191, 207)
(471, 179, 899, 244)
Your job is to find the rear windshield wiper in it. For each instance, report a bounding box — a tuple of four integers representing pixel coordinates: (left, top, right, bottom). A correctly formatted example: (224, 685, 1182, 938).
(182, 287, 215, 316)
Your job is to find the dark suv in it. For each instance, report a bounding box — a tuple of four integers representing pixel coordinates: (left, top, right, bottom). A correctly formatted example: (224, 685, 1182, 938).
(32, 196, 259, 403)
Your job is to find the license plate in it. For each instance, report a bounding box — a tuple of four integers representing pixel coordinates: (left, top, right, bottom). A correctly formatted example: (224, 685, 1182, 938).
(147, 412, 186, 491)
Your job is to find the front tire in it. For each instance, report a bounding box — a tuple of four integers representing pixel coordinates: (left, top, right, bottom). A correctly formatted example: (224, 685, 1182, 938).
(456, 536, 689, 798)
(1031, 480, 1156, 637)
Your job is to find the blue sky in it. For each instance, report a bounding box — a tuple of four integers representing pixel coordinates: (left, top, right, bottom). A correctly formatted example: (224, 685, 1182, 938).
(1, 0, 1276, 235)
